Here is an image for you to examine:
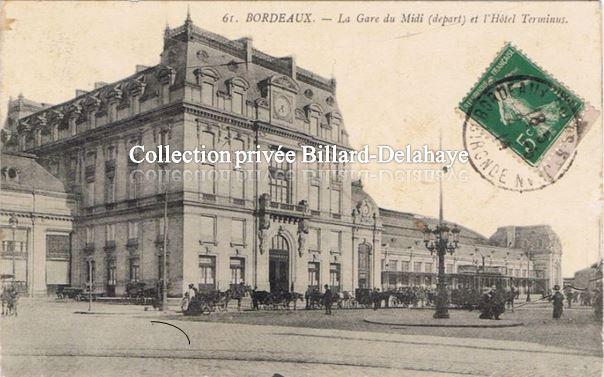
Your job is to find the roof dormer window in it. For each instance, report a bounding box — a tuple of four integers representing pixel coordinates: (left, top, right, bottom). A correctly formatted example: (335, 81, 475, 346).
(227, 77, 250, 116)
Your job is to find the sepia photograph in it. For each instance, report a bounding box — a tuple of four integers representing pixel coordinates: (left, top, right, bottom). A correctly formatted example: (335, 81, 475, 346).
(0, 2, 602, 376)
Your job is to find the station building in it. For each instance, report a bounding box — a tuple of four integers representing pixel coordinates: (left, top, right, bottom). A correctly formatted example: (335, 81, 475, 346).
(0, 151, 74, 296)
(0, 15, 562, 297)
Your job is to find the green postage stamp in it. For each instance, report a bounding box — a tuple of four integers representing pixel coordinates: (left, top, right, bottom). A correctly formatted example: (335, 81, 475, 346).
(459, 44, 598, 191)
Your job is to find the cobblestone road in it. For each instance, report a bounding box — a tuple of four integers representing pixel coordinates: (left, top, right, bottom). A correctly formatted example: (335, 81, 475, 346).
(1, 300, 600, 377)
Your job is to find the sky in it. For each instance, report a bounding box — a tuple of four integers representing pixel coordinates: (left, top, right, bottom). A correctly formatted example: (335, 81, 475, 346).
(0, 2, 601, 276)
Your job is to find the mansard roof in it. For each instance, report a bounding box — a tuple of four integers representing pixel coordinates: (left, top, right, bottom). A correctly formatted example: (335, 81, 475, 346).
(12, 17, 346, 146)
(1, 152, 66, 193)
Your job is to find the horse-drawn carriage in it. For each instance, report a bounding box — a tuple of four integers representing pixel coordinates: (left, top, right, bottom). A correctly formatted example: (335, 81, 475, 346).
(126, 282, 160, 307)
(56, 286, 83, 300)
(182, 289, 231, 315)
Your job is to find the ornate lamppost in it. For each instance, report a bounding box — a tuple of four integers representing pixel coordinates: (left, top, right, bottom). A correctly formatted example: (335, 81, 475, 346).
(422, 169, 461, 319)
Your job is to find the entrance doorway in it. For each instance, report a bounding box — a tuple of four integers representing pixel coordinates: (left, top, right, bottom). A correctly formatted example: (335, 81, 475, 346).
(269, 235, 290, 292)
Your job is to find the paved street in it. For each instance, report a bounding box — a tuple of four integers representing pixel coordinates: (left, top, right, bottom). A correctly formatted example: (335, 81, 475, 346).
(1, 300, 601, 377)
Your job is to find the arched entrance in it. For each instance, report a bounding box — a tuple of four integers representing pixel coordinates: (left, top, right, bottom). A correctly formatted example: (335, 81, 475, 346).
(358, 243, 371, 289)
(269, 235, 290, 292)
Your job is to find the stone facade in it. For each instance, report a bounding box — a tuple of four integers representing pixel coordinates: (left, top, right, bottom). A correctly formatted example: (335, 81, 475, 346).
(1, 16, 561, 298)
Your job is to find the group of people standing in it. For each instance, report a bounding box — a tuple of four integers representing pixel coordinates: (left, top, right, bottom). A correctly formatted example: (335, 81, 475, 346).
(478, 286, 507, 320)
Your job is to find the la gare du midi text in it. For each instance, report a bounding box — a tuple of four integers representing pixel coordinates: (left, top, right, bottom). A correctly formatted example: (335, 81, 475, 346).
(240, 12, 565, 26)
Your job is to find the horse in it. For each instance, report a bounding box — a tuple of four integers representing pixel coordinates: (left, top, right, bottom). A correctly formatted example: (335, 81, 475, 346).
(282, 291, 304, 310)
(305, 289, 323, 309)
(335, 291, 354, 309)
(229, 284, 251, 311)
(251, 290, 271, 310)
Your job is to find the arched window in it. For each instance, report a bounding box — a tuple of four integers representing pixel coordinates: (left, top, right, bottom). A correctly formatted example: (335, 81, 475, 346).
(271, 234, 289, 252)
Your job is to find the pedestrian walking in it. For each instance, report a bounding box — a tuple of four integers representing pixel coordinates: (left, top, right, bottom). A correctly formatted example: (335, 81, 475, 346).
(551, 285, 564, 319)
(372, 288, 381, 311)
(323, 284, 333, 315)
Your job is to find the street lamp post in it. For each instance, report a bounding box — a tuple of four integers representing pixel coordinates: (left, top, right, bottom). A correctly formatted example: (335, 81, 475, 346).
(422, 169, 461, 319)
(159, 162, 169, 311)
(157, 126, 172, 312)
(8, 214, 18, 282)
(525, 252, 532, 302)
(87, 256, 93, 312)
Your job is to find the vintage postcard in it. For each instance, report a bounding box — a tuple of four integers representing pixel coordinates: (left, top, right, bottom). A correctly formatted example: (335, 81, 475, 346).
(0, 1, 602, 377)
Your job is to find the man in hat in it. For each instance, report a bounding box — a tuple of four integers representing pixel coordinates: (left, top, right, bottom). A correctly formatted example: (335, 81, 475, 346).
(551, 285, 565, 319)
(322, 284, 333, 315)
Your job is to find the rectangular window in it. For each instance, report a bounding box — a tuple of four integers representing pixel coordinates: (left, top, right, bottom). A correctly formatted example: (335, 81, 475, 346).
(201, 82, 213, 105)
(425, 263, 433, 273)
(156, 217, 165, 240)
(86, 226, 94, 244)
(128, 221, 138, 240)
(308, 262, 320, 289)
(446, 263, 454, 274)
(200, 164, 215, 195)
(330, 189, 341, 214)
(230, 257, 245, 285)
(127, 166, 141, 200)
(231, 219, 245, 245)
(105, 224, 115, 242)
(269, 146, 293, 204)
(310, 117, 319, 136)
(413, 262, 422, 273)
(309, 184, 320, 211)
(330, 230, 342, 253)
(381, 259, 386, 270)
(105, 175, 115, 203)
(232, 92, 243, 114)
(86, 152, 96, 167)
(200, 216, 215, 243)
(230, 138, 244, 199)
(333, 123, 340, 142)
(401, 261, 410, 272)
(231, 170, 244, 199)
(107, 260, 117, 285)
(389, 259, 398, 272)
(129, 258, 140, 282)
(199, 256, 216, 290)
(308, 228, 320, 251)
(86, 181, 95, 207)
(106, 145, 117, 160)
(329, 263, 341, 291)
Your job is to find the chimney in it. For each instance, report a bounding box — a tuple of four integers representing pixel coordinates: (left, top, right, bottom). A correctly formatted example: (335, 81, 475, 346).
(76, 90, 88, 97)
(136, 65, 150, 73)
(240, 37, 253, 69)
(289, 56, 296, 80)
(280, 56, 296, 79)
(94, 82, 108, 89)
